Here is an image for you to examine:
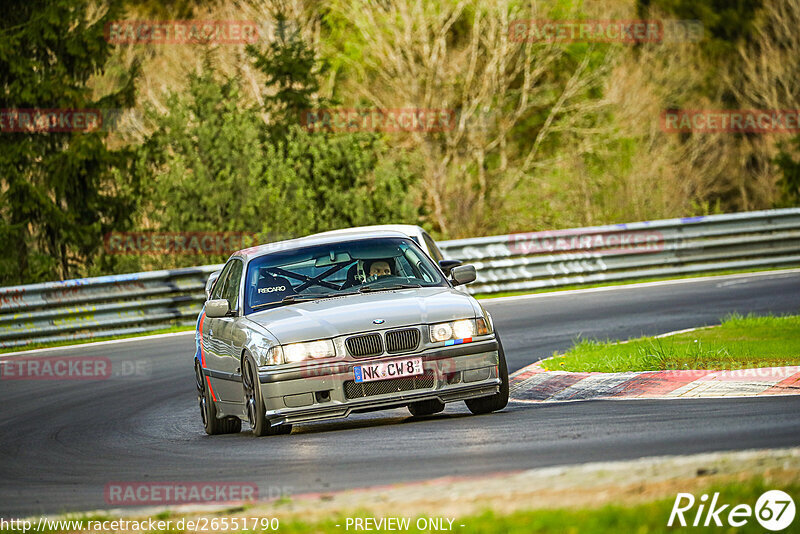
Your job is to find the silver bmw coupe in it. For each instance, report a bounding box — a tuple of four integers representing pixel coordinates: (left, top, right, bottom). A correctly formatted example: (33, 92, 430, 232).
(195, 229, 508, 436)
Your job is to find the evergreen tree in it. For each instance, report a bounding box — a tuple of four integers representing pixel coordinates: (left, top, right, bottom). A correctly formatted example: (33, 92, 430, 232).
(0, 0, 137, 284)
(130, 21, 421, 268)
(247, 13, 329, 137)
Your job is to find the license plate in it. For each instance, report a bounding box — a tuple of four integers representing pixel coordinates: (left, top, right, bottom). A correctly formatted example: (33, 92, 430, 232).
(353, 357, 424, 383)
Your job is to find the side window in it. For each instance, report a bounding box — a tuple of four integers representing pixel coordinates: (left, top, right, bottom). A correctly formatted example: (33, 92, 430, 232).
(211, 262, 234, 301)
(221, 260, 243, 312)
(422, 232, 444, 263)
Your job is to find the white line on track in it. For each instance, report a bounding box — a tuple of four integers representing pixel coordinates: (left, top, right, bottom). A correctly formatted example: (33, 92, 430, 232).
(482, 267, 800, 304)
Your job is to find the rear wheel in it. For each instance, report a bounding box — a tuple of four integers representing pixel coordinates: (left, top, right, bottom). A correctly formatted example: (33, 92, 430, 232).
(408, 399, 445, 417)
(242, 355, 292, 436)
(196, 361, 241, 435)
(464, 336, 509, 415)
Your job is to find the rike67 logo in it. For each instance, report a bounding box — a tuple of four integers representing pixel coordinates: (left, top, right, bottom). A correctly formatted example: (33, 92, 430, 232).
(669, 490, 795, 531)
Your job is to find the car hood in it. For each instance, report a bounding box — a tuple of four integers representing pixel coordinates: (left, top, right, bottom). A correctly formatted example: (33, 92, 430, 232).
(244, 287, 478, 344)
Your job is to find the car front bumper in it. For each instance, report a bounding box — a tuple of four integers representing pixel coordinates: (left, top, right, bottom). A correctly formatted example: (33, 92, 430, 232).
(257, 339, 500, 426)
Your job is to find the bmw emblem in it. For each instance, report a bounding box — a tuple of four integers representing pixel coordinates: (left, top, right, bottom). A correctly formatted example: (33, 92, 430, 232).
(373, 319, 385, 324)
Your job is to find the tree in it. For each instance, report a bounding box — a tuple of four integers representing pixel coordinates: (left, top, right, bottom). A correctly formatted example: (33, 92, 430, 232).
(245, 15, 422, 235)
(128, 28, 422, 272)
(730, 0, 800, 208)
(247, 13, 328, 137)
(0, 0, 137, 285)
(323, 0, 615, 237)
(134, 66, 271, 237)
(776, 138, 800, 207)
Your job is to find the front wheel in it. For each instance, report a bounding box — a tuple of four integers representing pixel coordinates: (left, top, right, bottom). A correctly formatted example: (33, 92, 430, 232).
(242, 355, 292, 436)
(196, 361, 241, 435)
(464, 336, 509, 415)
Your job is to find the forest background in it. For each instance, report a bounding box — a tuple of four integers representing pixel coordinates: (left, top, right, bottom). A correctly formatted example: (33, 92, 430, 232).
(2, 0, 799, 285)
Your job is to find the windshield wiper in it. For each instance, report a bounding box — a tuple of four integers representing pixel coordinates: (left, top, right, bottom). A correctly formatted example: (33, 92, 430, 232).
(250, 294, 327, 310)
(358, 283, 422, 293)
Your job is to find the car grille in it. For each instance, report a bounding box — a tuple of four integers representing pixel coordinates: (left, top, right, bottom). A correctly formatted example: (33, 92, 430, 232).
(385, 328, 420, 353)
(344, 373, 436, 399)
(346, 333, 383, 358)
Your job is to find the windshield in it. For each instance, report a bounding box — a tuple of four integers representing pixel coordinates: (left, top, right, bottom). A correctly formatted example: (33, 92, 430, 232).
(243, 237, 447, 314)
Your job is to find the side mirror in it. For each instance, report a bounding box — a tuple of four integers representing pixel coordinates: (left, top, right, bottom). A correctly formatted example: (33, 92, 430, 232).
(450, 264, 477, 286)
(205, 299, 231, 318)
(205, 270, 222, 300)
(438, 259, 462, 277)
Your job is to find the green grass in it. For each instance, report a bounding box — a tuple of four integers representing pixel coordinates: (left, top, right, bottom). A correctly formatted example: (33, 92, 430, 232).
(0, 324, 193, 355)
(4, 478, 795, 533)
(543, 314, 800, 373)
(454, 477, 798, 534)
(474, 265, 799, 300)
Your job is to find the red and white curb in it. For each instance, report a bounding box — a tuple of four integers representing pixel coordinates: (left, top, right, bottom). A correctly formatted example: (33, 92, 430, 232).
(509, 362, 800, 402)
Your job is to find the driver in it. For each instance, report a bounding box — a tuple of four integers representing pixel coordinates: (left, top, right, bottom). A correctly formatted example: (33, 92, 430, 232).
(367, 259, 393, 278)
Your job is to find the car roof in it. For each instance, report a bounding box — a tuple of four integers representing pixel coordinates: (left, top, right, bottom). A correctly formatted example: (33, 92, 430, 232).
(231, 229, 414, 262)
(312, 224, 425, 239)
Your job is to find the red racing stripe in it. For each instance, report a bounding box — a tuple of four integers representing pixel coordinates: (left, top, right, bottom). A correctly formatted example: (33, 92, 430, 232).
(760, 371, 800, 395)
(206, 376, 217, 401)
(513, 373, 590, 401)
(612, 370, 716, 398)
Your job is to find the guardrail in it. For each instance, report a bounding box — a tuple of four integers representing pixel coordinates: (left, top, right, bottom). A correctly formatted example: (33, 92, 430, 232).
(0, 266, 222, 349)
(439, 208, 800, 295)
(2, 209, 799, 349)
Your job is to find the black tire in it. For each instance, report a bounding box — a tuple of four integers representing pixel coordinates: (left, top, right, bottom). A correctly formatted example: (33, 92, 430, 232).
(196, 361, 241, 435)
(408, 399, 445, 417)
(242, 355, 292, 437)
(464, 336, 509, 415)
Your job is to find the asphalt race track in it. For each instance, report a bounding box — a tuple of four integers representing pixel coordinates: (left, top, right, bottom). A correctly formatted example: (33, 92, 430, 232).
(1, 271, 799, 517)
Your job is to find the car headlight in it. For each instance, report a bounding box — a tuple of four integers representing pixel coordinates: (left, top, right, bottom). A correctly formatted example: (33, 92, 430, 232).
(259, 345, 284, 366)
(429, 318, 491, 342)
(283, 339, 336, 363)
(430, 322, 453, 342)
